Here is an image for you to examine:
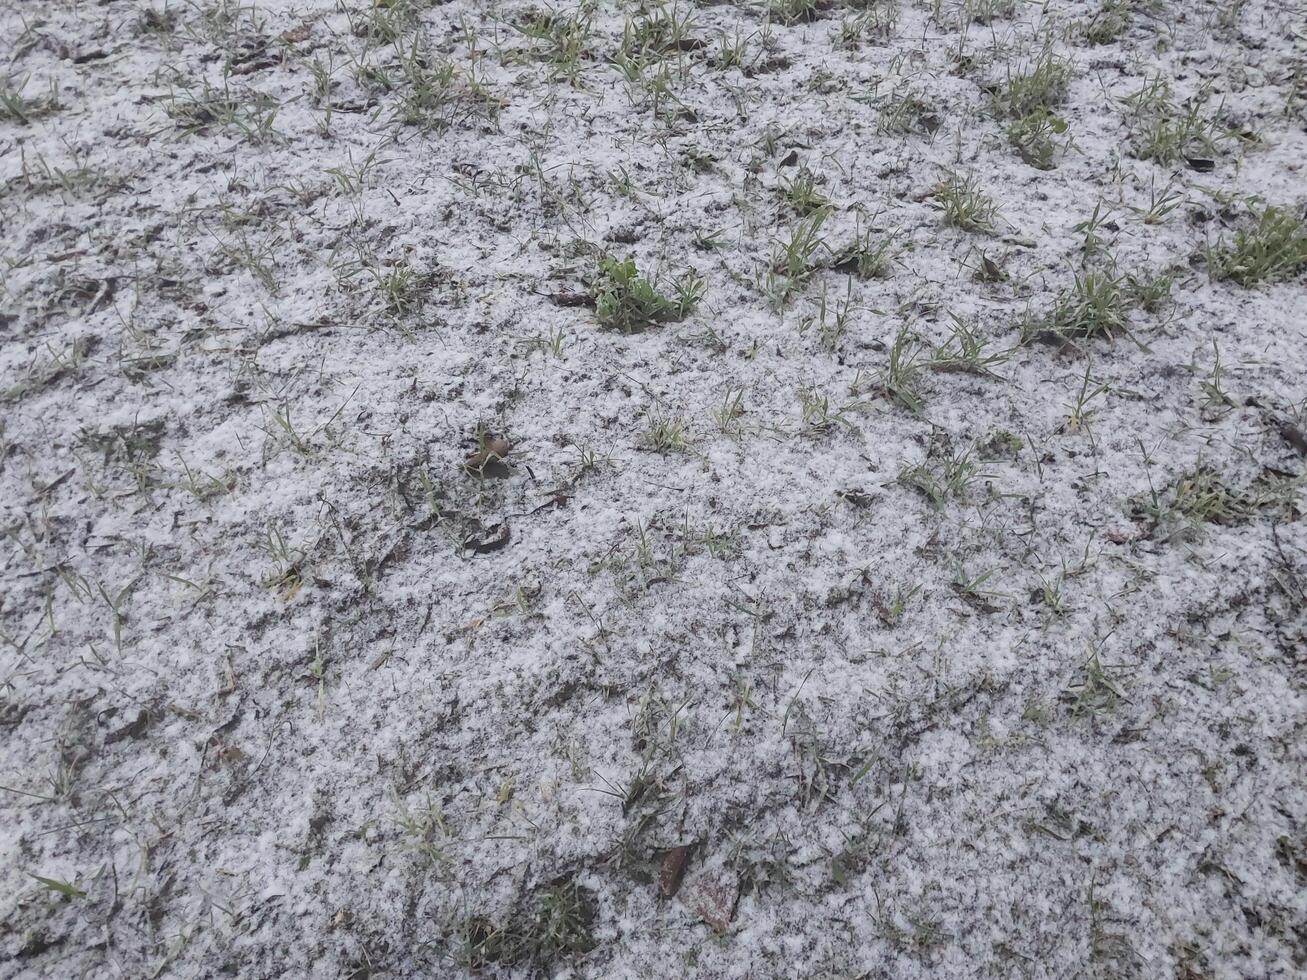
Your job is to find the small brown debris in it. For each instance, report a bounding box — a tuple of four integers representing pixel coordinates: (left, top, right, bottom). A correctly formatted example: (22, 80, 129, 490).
(1279, 420, 1307, 456)
(463, 522, 511, 555)
(659, 845, 693, 898)
(977, 254, 1006, 282)
(106, 709, 151, 745)
(544, 291, 592, 308)
(464, 435, 512, 474)
(681, 870, 740, 932)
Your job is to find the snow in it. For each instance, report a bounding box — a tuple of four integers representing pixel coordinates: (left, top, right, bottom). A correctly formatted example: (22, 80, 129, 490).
(2, 0, 1306, 977)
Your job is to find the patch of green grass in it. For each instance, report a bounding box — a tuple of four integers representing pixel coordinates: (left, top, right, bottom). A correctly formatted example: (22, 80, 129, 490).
(834, 218, 903, 279)
(936, 173, 1000, 233)
(1063, 644, 1128, 716)
(1035, 267, 1131, 341)
(529, 881, 597, 961)
(388, 37, 501, 131)
(1126, 268, 1175, 312)
(1007, 110, 1070, 170)
(447, 879, 597, 971)
(0, 74, 60, 124)
(995, 46, 1072, 119)
(614, 3, 699, 77)
(800, 284, 858, 351)
(877, 88, 941, 137)
(927, 316, 1010, 377)
(644, 414, 689, 453)
(770, 0, 818, 26)
(991, 47, 1073, 168)
(591, 256, 702, 332)
(869, 326, 927, 414)
(1207, 206, 1307, 287)
(158, 72, 279, 141)
(513, 7, 594, 83)
(781, 167, 831, 215)
(1080, 0, 1129, 45)
(766, 209, 831, 307)
(896, 447, 980, 509)
(839, 5, 898, 47)
(1120, 76, 1224, 165)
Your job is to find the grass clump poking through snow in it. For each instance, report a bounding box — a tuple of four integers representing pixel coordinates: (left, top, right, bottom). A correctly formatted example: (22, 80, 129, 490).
(1207, 206, 1307, 287)
(1080, 0, 1130, 45)
(767, 208, 832, 307)
(1035, 267, 1130, 341)
(993, 46, 1073, 168)
(1120, 76, 1224, 165)
(936, 173, 1000, 232)
(591, 256, 703, 332)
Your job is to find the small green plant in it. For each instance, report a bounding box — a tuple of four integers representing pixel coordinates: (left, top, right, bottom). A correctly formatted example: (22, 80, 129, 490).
(1081, 0, 1129, 45)
(513, 7, 594, 83)
(1126, 268, 1175, 312)
(389, 37, 500, 131)
(1197, 341, 1236, 414)
(1131, 180, 1185, 225)
(896, 447, 980, 509)
(872, 326, 927, 414)
(1007, 110, 1070, 170)
(877, 88, 941, 137)
(159, 72, 279, 141)
(996, 47, 1072, 120)
(717, 27, 753, 71)
(1036, 267, 1131, 341)
(800, 283, 858, 351)
(936, 173, 1000, 233)
(770, 0, 818, 26)
(645, 414, 688, 453)
(0, 74, 59, 124)
(528, 881, 597, 962)
(1207, 206, 1307, 287)
(715, 386, 746, 434)
(834, 221, 901, 279)
(781, 168, 831, 215)
(1063, 644, 1128, 716)
(992, 47, 1073, 168)
(797, 387, 860, 432)
(928, 316, 1009, 377)
(1120, 77, 1224, 165)
(591, 256, 701, 332)
(767, 209, 831, 307)
(839, 5, 898, 46)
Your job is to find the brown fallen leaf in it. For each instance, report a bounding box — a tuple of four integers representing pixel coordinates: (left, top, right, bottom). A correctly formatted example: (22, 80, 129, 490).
(1279, 420, 1307, 456)
(463, 523, 511, 555)
(681, 870, 740, 931)
(106, 709, 151, 745)
(659, 844, 693, 898)
(464, 435, 512, 474)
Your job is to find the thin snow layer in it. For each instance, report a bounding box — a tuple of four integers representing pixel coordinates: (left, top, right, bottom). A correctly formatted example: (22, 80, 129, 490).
(1, 0, 1305, 977)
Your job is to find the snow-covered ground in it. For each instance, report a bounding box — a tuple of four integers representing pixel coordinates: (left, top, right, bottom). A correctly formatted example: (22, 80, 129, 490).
(2, 0, 1305, 976)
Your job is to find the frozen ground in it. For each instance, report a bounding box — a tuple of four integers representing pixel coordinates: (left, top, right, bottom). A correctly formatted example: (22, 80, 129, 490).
(2, 0, 1306, 976)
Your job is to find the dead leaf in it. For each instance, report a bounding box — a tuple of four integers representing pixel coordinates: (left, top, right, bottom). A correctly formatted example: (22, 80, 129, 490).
(1279, 421, 1307, 456)
(105, 708, 150, 744)
(464, 435, 512, 474)
(463, 523, 511, 555)
(681, 870, 740, 931)
(659, 844, 693, 898)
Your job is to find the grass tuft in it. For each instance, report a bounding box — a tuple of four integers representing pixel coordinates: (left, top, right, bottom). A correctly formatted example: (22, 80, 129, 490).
(1207, 206, 1307, 287)
(592, 256, 702, 332)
